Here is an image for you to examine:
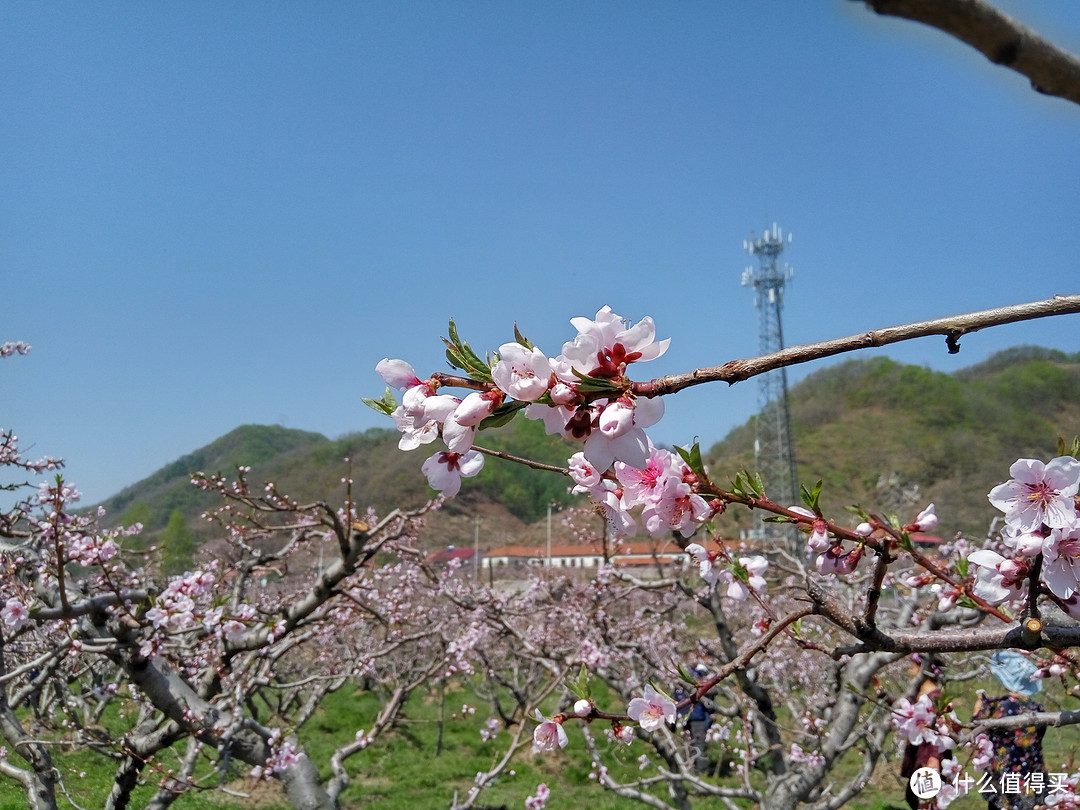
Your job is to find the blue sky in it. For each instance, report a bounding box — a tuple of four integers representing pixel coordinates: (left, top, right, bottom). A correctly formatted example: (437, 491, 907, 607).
(3, 2, 1079, 505)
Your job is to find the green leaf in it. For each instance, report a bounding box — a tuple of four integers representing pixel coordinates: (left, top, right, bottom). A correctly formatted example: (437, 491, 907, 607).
(478, 400, 526, 430)
(570, 370, 624, 395)
(955, 557, 969, 578)
(447, 318, 462, 348)
(844, 504, 871, 522)
(956, 595, 979, 611)
(800, 480, 823, 514)
(674, 661, 698, 685)
(513, 323, 535, 349)
(566, 663, 592, 701)
(362, 387, 398, 416)
(1060, 435, 1080, 458)
(898, 533, 914, 552)
(442, 319, 494, 382)
(674, 442, 707, 480)
(748, 472, 766, 498)
(728, 559, 749, 583)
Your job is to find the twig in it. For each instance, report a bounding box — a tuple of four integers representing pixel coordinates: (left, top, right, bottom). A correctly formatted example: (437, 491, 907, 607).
(634, 295, 1080, 397)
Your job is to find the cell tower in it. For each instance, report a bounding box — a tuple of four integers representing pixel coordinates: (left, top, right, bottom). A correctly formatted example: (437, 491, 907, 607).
(741, 223, 798, 545)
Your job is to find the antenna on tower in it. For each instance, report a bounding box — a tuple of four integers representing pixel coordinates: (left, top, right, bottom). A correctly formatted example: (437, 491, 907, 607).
(741, 223, 798, 549)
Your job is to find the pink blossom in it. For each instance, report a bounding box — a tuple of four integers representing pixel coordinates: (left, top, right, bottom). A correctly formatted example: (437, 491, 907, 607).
(421, 450, 484, 498)
(970, 733, 994, 771)
(617, 446, 679, 507)
(627, 685, 676, 731)
(641, 485, 711, 538)
(1, 598, 31, 630)
(556, 306, 670, 380)
(573, 699, 592, 716)
(685, 542, 720, 585)
(891, 694, 940, 746)
(967, 549, 1028, 603)
(910, 503, 938, 533)
(491, 343, 551, 402)
(532, 710, 568, 753)
(525, 783, 551, 810)
(815, 544, 863, 575)
(568, 453, 601, 489)
(582, 396, 663, 471)
(989, 456, 1080, 532)
(441, 415, 477, 453)
(1001, 526, 1044, 557)
(1040, 524, 1080, 599)
(391, 406, 440, 451)
(806, 519, 830, 553)
(614, 724, 634, 744)
(375, 358, 423, 390)
(788, 743, 825, 766)
(453, 391, 502, 427)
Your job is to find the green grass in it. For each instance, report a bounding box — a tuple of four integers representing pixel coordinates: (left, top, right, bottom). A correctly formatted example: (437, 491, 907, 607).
(6, 677, 1080, 810)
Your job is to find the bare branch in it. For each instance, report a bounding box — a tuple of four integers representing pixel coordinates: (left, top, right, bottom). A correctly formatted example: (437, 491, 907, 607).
(634, 295, 1080, 397)
(856, 0, 1080, 107)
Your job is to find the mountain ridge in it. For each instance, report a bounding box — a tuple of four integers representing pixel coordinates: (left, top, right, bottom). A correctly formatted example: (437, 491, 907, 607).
(95, 345, 1080, 567)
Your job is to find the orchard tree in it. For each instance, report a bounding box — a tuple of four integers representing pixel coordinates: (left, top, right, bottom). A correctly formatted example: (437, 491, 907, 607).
(4, 2, 1080, 809)
(0, 373, 475, 810)
(370, 294, 1080, 810)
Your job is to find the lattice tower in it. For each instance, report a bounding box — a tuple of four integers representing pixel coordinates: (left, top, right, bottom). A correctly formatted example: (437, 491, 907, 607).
(741, 223, 798, 546)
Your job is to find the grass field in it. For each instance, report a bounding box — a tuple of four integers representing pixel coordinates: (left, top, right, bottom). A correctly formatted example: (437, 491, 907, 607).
(3, 679, 1079, 809)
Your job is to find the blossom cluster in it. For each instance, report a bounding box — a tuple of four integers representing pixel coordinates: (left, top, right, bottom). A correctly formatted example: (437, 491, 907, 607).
(890, 693, 954, 751)
(375, 307, 719, 539)
(967, 456, 1080, 613)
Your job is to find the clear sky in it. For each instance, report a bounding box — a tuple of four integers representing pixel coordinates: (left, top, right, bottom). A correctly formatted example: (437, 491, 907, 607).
(3, 1, 1079, 505)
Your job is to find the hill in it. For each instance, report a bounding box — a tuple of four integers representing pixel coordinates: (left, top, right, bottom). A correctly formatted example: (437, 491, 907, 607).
(704, 346, 1080, 539)
(95, 346, 1080, 567)
(97, 418, 579, 569)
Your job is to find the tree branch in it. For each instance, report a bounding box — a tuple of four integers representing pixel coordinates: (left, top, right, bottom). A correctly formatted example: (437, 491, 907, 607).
(856, 0, 1080, 107)
(634, 295, 1080, 397)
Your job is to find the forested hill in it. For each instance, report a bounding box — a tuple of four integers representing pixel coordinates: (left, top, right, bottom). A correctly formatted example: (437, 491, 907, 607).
(705, 346, 1080, 539)
(96, 418, 577, 568)
(97, 346, 1080, 568)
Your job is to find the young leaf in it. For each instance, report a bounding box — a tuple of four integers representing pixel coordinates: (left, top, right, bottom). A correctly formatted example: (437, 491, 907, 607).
(566, 663, 592, 701)
(362, 387, 398, 416)
(478, 400, 526, 430)
(800, 480, 823, 514)
(513, 323, 535, 349)
(674, 442, 707, 480)
(674, 661, 698, 685)
(844, 504, 871, 522)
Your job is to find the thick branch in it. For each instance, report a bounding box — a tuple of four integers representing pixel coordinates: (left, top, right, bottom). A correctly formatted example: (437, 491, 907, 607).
(634, 295, 1080, 397)
(808, 579, 1080, 654)
(857, 0, 1080, 108)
